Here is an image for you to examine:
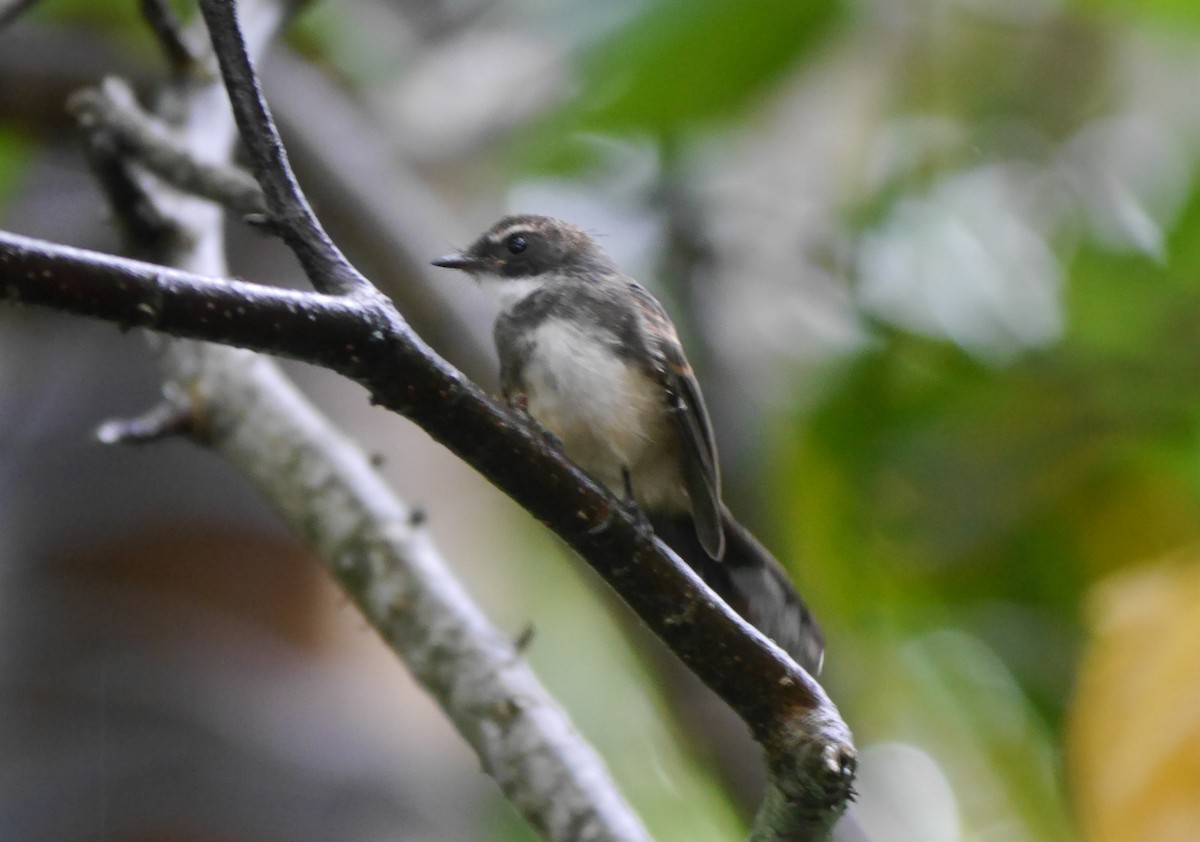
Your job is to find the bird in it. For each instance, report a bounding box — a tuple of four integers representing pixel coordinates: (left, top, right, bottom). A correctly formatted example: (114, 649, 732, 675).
(432, 214, 824, 674)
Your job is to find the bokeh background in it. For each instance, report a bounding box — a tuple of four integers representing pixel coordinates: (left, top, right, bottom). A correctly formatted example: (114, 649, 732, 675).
(3, 0, 1200, 840)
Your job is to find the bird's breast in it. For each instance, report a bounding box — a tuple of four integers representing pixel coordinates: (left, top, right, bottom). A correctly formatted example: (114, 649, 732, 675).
(511, 318, 681, 506)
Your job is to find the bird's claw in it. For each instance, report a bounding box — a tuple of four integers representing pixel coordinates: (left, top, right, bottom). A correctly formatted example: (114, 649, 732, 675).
(622, 497, 655, 542)
(586, 500, 615, 535)
(538, 425, 564, 452)
(617, 467, 654, 541)
(585, 496, 654, 544)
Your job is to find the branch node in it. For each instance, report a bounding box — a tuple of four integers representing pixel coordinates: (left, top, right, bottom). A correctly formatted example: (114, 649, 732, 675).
(197, 0, 374, 297)
(69, 82, 195, 261)
(68, 79, 268, 219)
(243, 211, 284, 235)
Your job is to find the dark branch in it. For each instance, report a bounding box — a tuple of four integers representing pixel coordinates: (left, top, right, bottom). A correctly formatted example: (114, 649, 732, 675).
(2, 0, 856, 832)
(140, 0, 201, 76)
(79, 137, 186, 259)
(68, 55, 496, 382)
(0, 231, 362, 362)
(265, 50, 496, 380)
(0, 227, 855, 821)
(195, 0, 371, 296)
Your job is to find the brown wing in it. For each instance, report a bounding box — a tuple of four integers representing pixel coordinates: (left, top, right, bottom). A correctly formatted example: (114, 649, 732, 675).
(627, 282, 725, 559)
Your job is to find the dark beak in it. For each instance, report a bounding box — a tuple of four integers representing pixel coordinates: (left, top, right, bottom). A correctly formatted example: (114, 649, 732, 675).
(431, 252, 482, 271)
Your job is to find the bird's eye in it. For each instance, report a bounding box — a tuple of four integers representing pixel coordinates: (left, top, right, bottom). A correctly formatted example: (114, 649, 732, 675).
(506, 235, 528, 255)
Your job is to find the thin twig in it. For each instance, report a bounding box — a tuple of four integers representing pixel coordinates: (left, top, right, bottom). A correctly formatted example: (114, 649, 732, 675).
(139, 0, 202, 77)
(265, 49, 496, 380)
(76, 124, 188, 261)
(72, 81, 195, 264)
(68, 79, 266, 217)
(96, 390, 196, 445)
(195, 0, 371, 297)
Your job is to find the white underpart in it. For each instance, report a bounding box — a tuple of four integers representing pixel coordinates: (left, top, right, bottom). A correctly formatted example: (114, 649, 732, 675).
(476, 271, 683, 508)
(521, 318, 680, 509)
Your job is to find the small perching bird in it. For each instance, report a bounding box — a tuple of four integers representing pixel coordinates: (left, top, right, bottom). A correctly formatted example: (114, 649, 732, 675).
(433, 215, 824, 674)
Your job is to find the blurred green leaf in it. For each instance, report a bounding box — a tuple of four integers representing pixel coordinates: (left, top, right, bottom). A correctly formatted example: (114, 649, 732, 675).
(515, 0, 842, 173)
(0, 126, 32, 210)
(13, 0, 197, 63)
(872, 631, 1073, 841)
(580, 0, 842, 134)
(768, 175, 1200, 732)
(24, 0, 190, 32)
(1074, 0, 1200, 27)
(287, 2, 394, 85)
(1066, 180, 1200, 359)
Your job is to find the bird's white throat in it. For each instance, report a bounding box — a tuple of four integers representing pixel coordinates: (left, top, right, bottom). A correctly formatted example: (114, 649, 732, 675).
(475, 273, 546, 312)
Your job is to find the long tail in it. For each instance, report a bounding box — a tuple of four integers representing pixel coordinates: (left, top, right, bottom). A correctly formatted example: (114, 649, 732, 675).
(649, 508, 825, 675)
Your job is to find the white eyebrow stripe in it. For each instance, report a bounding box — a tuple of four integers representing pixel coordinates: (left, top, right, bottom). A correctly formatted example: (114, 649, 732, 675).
(490, 224, 535, 244)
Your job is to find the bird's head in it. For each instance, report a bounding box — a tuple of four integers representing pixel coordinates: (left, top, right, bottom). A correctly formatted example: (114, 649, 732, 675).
(432, 215, 615, 288)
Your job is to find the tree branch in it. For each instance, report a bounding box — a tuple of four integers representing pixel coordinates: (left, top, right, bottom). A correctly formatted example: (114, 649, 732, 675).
(0, 227, 838, 719)
(0, 181, 852, 842)
(65, 55, 496, 381)
(197, 0, 370, 296)
(0, 231, 363, 356)
(0, 0, 856, 835)
(53, 0, 655, 837)
(139, 0, 202, 77)
(161, 338, 656, 842)
(265, 48, 497, 380)
(95, 387, 196, 445)
(68, 78, 266, 217)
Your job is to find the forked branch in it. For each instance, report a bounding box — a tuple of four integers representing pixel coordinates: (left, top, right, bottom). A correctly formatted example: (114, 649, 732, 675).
(0, 0, 855, 838)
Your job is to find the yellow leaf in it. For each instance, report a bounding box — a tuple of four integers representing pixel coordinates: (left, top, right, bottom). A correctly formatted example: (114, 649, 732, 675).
(1069, 557, 1200, 842)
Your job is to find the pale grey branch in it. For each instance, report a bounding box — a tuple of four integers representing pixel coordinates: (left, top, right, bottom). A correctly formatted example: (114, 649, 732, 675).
(70, 0, 655, 839)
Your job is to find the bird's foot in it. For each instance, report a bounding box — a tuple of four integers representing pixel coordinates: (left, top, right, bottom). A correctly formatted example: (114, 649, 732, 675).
(537, 425, 565, 452)
(622, 500, 656, 543)
(586, 498, 616, 536)
(584, 494, 654, 544)
(618, 468, 655, 541)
